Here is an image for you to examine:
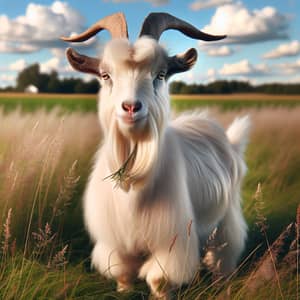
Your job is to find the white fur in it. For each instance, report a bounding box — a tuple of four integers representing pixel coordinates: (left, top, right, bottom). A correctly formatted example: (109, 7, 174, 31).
(83, 37, 250, 295)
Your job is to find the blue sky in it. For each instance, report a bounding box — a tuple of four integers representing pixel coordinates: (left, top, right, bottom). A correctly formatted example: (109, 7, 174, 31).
(1, 0, 300, 88)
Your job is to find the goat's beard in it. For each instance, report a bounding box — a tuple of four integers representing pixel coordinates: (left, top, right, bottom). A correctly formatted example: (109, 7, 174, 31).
(104, 109, 165, 191)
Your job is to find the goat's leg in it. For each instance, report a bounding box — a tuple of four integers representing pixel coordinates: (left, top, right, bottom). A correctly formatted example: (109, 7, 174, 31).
(139, 255, 172, 299)
(139, 237, 199, 299)
(91, 243, 134, 292)
(203, 203, 247, 276)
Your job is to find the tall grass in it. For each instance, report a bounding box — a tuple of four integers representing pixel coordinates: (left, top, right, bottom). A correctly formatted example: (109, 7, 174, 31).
(0, 108, 100, 256)
(0, 106, 299, 299)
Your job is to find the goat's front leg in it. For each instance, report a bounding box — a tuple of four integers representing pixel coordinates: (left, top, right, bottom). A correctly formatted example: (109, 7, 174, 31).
(139, 253, 172, 299)
(139, 234, 200, 299)
(91, 243, 134, 292)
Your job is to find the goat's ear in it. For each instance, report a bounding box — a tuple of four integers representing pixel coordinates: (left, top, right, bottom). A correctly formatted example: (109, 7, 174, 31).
(167, 48, 197, 78)
(66, 48, 100, 76)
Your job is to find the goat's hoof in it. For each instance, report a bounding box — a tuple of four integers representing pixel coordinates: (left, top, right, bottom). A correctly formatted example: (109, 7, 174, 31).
(116, 275, 132, 293)
(148, 292, 171, 300)
(149, 277, 172, 300)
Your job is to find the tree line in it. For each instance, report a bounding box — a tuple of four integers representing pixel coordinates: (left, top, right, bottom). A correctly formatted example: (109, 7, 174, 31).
(1, 63, 300, 94)
(1, 64, 99, 94)
(169, 80, 300, 95)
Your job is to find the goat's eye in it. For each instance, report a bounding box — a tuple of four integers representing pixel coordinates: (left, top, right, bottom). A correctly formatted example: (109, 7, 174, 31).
(157, 71, 166, 80)
(101, 72, 110, 80)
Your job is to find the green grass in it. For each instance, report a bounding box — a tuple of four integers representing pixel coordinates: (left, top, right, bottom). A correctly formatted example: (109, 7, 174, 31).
(0, 94, 97, 112)
(0, 94, 299, 299)
(1, 93, 300, 113)
(172, 98, 300, 111)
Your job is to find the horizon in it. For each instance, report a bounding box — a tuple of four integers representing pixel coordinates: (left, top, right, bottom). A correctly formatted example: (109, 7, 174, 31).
(1, 0, 300, 88)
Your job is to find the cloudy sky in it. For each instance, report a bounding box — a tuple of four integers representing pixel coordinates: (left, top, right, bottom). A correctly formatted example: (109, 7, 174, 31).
(0, 0, 300, 88)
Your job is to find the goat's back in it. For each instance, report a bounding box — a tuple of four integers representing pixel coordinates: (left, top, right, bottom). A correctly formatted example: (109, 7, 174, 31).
(171, 112, 247, 237)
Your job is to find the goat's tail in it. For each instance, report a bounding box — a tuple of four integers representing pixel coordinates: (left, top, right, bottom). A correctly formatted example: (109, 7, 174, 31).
(226, 115, 251, 155)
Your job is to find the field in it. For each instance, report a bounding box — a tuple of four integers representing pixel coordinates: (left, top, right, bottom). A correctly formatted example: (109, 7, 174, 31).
(0, 93, 299, 299)
(1, 92, 300, 112)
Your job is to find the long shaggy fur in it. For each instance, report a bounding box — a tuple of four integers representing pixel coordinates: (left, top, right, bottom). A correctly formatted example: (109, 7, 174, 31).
(83, 37, 250, 295)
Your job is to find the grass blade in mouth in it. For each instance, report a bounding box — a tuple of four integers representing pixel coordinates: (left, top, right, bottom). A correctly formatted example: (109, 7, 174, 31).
(103, 144, 137, 188)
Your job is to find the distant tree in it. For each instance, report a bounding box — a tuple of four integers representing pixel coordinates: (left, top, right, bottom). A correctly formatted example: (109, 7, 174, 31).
(0, 86, 14, 92)
(47, 71, 60, 93)
(256, 83, 300, 94)
(206, 80, 229, 94)
(169, 81, 188, 94)
(16, 64, 41, 92)
(229, 80, 253, 93)
(79, 79, 100, 94)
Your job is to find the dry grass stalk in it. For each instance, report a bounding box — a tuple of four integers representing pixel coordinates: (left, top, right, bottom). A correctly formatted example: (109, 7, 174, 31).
(253, 183, 268, 234)
(245, 183, 284, 298)
(32, 222, 56, 250)
(49, 245, 68, 269)
(168, 234, 178, 253)
(52, 160, 80, 218)
(187, 220, 193, 237)
(1, 208, 12, 256)
(203, 227, 228, 261)
(245, 219, 297, 296)
(280, 205, 300, 275)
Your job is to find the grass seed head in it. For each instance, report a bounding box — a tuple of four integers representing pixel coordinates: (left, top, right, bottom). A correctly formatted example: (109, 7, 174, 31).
(1, 208, 12, 255)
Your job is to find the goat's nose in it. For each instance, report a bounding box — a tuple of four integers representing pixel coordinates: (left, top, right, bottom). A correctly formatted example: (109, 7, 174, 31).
(122, 101, 142, 113)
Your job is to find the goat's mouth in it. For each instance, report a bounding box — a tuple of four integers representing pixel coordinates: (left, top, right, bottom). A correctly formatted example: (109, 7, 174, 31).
(117, 114, 148, 126)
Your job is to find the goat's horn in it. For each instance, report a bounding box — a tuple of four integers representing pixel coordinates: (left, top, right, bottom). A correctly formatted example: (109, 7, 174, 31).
(61, 12, 128, 42)
(139, 12, 226, 41)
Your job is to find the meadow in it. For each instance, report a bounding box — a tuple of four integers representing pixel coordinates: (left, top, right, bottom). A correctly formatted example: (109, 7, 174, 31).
(0, 93, 299, 299)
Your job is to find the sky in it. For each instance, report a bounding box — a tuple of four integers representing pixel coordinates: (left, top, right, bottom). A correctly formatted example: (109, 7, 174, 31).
(1, 0, 300, 88)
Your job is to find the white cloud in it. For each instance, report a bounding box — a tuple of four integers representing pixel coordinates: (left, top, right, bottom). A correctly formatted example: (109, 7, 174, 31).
(202, 3, 289, 44)
(219, 59, 269, 76)
(9, 59, 27, 72)
(0, 74, 15, 81)
(0, 1, 86, 53)
(263, 41, 300, 59)
(51, 48, 66, 58)
(145, 0, 168, 4)
(207, 68, 217, 77)
(104, 0, 168, 4)
(206, 68, 218, 82)
(189, 0, 232, 11)
(40, 57, 61, 73)
(276, 59, 300, 74)
(0, 41, 39, 53)
(40, 55, 74, 74)
(201, 45, 234, 56)
(283, 76, 300, 83)
(0, 74, 15, 83)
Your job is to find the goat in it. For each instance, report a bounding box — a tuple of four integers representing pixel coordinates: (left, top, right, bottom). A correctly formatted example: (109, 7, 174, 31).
(62, 12, 250, 299)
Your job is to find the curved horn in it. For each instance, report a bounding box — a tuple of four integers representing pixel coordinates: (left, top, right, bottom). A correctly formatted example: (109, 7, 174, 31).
(139, 12, 226, 42)
(61, 12, 128, 42)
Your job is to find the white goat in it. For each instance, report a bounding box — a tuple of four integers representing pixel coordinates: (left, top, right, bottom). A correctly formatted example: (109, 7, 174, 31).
(62, 12, 250, 299)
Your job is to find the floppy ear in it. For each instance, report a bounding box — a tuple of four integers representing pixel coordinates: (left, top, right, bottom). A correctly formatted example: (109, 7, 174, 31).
(66, 47, 100, 76)
(167, 48, 197, 78)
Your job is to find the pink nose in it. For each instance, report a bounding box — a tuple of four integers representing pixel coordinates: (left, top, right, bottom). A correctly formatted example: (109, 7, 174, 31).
(122, 101, 142, 114)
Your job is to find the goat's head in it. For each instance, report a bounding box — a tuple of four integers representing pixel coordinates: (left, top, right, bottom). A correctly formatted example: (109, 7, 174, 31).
(62, 12, 225, 140)
(62, 13, 225, 188)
